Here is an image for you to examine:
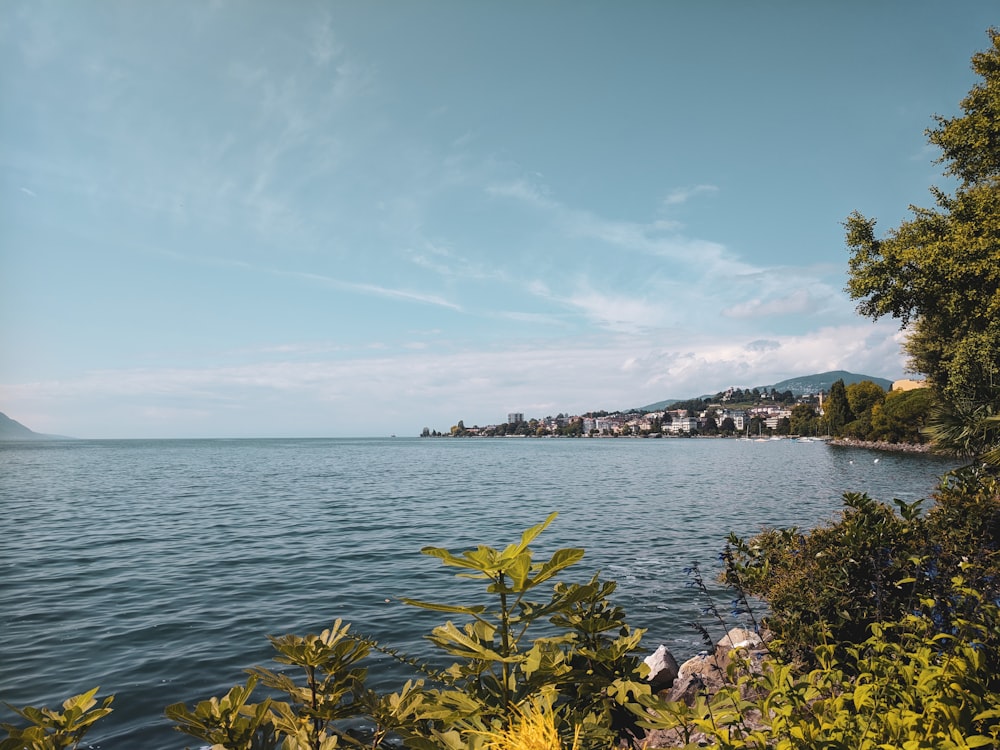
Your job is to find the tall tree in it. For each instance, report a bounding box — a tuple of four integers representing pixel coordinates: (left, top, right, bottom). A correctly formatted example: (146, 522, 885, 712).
(825, 379, 855, 436)
(845, 29, 1000, 418)
(790, 403, 819, 436)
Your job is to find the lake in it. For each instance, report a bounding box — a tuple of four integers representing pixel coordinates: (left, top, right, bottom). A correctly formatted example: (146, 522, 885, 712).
(0, 437, 958, 748)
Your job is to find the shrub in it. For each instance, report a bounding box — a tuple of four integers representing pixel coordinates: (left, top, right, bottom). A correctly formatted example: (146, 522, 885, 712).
(0, 687, 113, 750)
(723, 467, 1000, 673)
(637, 595, 1000, 749)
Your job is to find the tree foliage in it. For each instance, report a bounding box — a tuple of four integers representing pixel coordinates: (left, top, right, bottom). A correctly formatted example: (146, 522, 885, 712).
(845, 29, 1000, 437)
(824, 379, 854, 436)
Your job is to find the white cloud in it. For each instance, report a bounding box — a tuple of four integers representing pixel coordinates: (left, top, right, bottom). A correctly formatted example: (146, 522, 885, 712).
(722, 289, 817, 318)
(745, 339, 781, 352)
(309, 14, 342, 67)
(563, 285, 675, 333)
(487, 177, 742, 274)
(19, 186, 37, 197)
(662, 184, 719, 206)
(1, 321, 906, 438)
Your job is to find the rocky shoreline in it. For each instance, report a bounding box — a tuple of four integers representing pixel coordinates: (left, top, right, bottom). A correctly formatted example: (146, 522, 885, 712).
(828, 437, 935, 453)
(641, 629, 772, 748)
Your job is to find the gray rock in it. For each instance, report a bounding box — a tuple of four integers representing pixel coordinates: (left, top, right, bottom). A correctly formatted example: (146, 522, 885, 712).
(643, 644, 680, 690)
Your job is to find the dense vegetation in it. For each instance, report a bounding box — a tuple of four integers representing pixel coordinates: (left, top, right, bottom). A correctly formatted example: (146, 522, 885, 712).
(845, 28, 1000, 461)
(7, 25, 1000, 750)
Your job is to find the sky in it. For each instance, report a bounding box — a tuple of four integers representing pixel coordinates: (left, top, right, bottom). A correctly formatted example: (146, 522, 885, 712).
(2, 2, 997, 439)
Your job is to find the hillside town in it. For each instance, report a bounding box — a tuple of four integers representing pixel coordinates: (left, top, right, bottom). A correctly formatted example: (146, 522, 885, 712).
(420, 378, 929, 439)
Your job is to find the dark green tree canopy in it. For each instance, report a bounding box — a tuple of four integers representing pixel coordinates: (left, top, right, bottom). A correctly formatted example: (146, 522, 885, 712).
(825, 379, 855, 436)
(845, 28, 1000, 409)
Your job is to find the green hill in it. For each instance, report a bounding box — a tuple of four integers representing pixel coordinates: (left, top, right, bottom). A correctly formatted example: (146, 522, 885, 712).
(638, 370, 895, 411)
(762, 370, 894, 395)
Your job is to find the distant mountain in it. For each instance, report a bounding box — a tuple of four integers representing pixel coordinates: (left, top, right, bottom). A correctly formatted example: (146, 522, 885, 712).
(637, 370, 895, 411)
(759, 370, 894, 395)
(0, 411, 71, 440)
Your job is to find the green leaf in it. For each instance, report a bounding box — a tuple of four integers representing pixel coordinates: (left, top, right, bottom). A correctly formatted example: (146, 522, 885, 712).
(966, 736, 996, 748)
(506, 552, 532, 591)
(513, 511, 558, 554)
(530, 548, 585, 586)
(420, 547, 485, 570)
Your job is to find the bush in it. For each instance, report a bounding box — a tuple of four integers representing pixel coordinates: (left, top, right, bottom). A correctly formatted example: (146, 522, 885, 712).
(722, 467, 1000, 673)
(637, 595, 1000, 749)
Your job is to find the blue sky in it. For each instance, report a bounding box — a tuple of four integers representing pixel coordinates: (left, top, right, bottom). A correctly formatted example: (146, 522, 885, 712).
(2, 2, 996, 438)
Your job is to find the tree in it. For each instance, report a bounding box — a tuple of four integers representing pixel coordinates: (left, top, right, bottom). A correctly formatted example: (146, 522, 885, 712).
(846, 380, 886, 417)
(825, 379, 855, 436)
(841, 380, 888, 440)
(790, 403, 819, 436)
(870, 388, 936, 444)
(845, 29, 1000, 450)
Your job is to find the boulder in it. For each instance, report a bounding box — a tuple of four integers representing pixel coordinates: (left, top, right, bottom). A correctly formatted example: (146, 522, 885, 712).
(643, 644, 680, 690)
(714, 627, 768, 681)
(676, 652, 726, 697)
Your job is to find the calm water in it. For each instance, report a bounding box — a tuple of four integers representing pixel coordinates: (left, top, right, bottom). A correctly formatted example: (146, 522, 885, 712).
(0, 437, 957, 748)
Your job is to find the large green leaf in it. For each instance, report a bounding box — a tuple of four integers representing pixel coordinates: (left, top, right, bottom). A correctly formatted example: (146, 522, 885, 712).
(514, 511, 558, 554)
(530, 547, 585, 586)
(420, 547, 486, 570)
(505, 552, 532, 591)
(425, 622, 509, 661)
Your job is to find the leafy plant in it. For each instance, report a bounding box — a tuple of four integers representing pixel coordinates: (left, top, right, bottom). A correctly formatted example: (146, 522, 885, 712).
(722, 491, 923, 664)
(0, 687, 113, 750)
(159, 512, 649, 750)
(476, 695, 580, 750)
(165, 677, 277, 750)
(637, 593, 1000, 750)
(723, 469, 1000, 673)
(399, 511, 649, 750)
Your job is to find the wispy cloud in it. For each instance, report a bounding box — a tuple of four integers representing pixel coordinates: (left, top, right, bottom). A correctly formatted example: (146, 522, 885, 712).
(662, 184, 719, 206)
(19, 187, 37, 197)
(722, 289, 817, 318)
(2, 320, 906, 437)
(309, 13, 342, 67)
(404, 242, 509, 283)
(562, 284, 676, 333)
(486, 177, 740, 272)
(157, 249, 463, 311)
